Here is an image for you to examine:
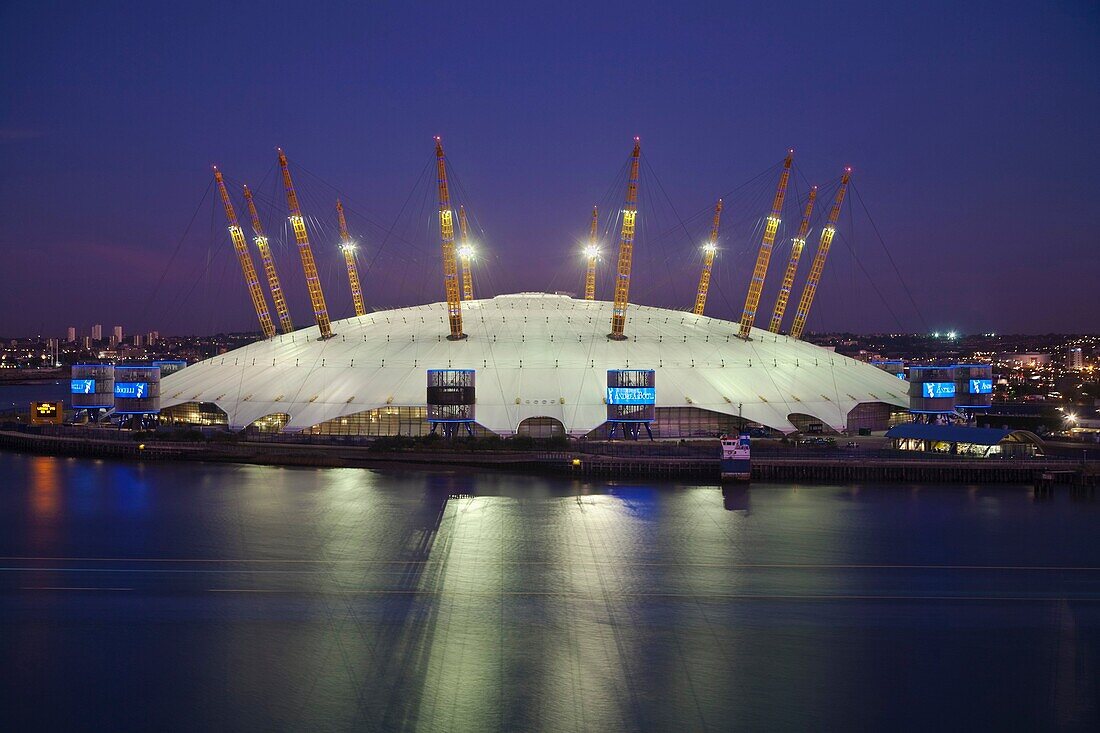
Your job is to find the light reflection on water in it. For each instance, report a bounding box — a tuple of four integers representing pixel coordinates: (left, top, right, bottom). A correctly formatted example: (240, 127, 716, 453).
(0, 450, 1098, 731)
(28, 456, 61, 520)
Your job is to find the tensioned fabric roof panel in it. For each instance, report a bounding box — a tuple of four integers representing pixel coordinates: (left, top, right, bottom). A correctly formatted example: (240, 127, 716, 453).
(160, 293, 909, 434)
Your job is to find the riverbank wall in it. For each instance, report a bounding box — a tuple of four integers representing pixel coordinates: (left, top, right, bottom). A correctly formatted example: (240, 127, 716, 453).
(3, 429, 1097, 486)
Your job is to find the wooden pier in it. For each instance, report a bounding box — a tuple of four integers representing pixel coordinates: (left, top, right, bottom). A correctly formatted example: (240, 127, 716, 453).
(1034, 468, 1099, 498)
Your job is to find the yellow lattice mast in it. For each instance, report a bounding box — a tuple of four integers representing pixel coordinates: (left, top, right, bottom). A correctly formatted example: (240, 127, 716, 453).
(243, 186, 294, 334)
(435, 137, 465, 339)
(692, 198, 723, 316)
(277, 148, 333, 339)
(738, 149, 793, 339)
(584, 206, 599, 300)
(457, 205, 474, 301)
(768, 186, 817, 333)
(213, 167, 276, 339)
(335, 199, 366, 317)
(790, 168, 852, 340)
(609, 137, 641, 340)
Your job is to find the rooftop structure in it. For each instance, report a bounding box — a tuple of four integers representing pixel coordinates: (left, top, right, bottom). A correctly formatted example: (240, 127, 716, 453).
(155, 140, 913, 439)
(160, 293, 909, 436)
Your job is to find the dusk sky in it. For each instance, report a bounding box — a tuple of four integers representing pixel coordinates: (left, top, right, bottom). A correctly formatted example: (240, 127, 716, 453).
(1, 1, 1097, 337)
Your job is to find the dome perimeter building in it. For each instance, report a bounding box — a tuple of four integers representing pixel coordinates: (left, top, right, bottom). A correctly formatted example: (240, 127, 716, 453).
(160, 293, 909, 438)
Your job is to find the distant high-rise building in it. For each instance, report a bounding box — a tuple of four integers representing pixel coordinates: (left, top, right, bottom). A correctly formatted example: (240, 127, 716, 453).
(91, 324, 103, 340)
(82, 336, 92, 350)
(133, 334, 143, 347)
(113, 325, 123, 342)
(66, 326, 76, 342)
(147, 331, 158, 346)
(1067, 347, 1084, 370)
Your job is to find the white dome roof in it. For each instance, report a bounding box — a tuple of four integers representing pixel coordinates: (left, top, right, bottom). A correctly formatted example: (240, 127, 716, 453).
(160, 293, 908, 434)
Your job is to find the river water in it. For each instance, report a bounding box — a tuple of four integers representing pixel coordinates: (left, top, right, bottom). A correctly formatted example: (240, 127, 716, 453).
(0, 448, 1097, 731)
(0, 380, 70, 411)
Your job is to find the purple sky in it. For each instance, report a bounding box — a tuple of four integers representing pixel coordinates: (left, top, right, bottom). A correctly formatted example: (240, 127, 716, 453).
(1, 1, 1097, 337)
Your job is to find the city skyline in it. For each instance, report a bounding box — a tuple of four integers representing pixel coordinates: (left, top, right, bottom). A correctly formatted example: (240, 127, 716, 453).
(1, 2, 1097, 336)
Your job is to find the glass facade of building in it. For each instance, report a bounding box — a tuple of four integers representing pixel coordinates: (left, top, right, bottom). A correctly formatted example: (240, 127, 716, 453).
(246, 413, 290, 433)
(307, 406, 494, 438)
(585, 406, 767, 440)
(786, 412, 839, 435)
(158, 402, 228, 427)
(517, 417, 566, 438)
(308, 406, 431, 436)
(156, 401, 908, 438)
(844, 402, 912, 433)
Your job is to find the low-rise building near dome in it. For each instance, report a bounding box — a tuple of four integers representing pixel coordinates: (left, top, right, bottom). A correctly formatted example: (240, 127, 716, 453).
(886, 423, 1043, 458)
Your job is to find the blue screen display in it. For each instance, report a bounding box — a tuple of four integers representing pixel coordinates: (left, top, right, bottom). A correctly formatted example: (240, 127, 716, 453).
(71, 379, 95, 394)
(152, 360, 186, 373)
(969, 379, 993, 394)
(921, 382, 956, 398)
(114, 382, 149, 398)
(606, 387, 656, 405)
(897, 373, 906, 380)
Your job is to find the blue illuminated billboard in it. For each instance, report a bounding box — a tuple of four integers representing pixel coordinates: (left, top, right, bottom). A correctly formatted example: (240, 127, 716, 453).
(71, 379, 95, 394)
(969, 379, 993, 394)
(114, 382, 149, 399)
(606, 387, 656, 405)
(921, 382, 955, 399)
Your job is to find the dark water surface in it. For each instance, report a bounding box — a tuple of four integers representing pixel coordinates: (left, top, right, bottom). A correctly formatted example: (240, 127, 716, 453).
(0, 450, 1097, 732)
(0, 380, 69, 411)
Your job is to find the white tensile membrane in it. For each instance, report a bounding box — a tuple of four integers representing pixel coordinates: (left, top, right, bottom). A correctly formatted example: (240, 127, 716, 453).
(160, 293, 908, 435)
